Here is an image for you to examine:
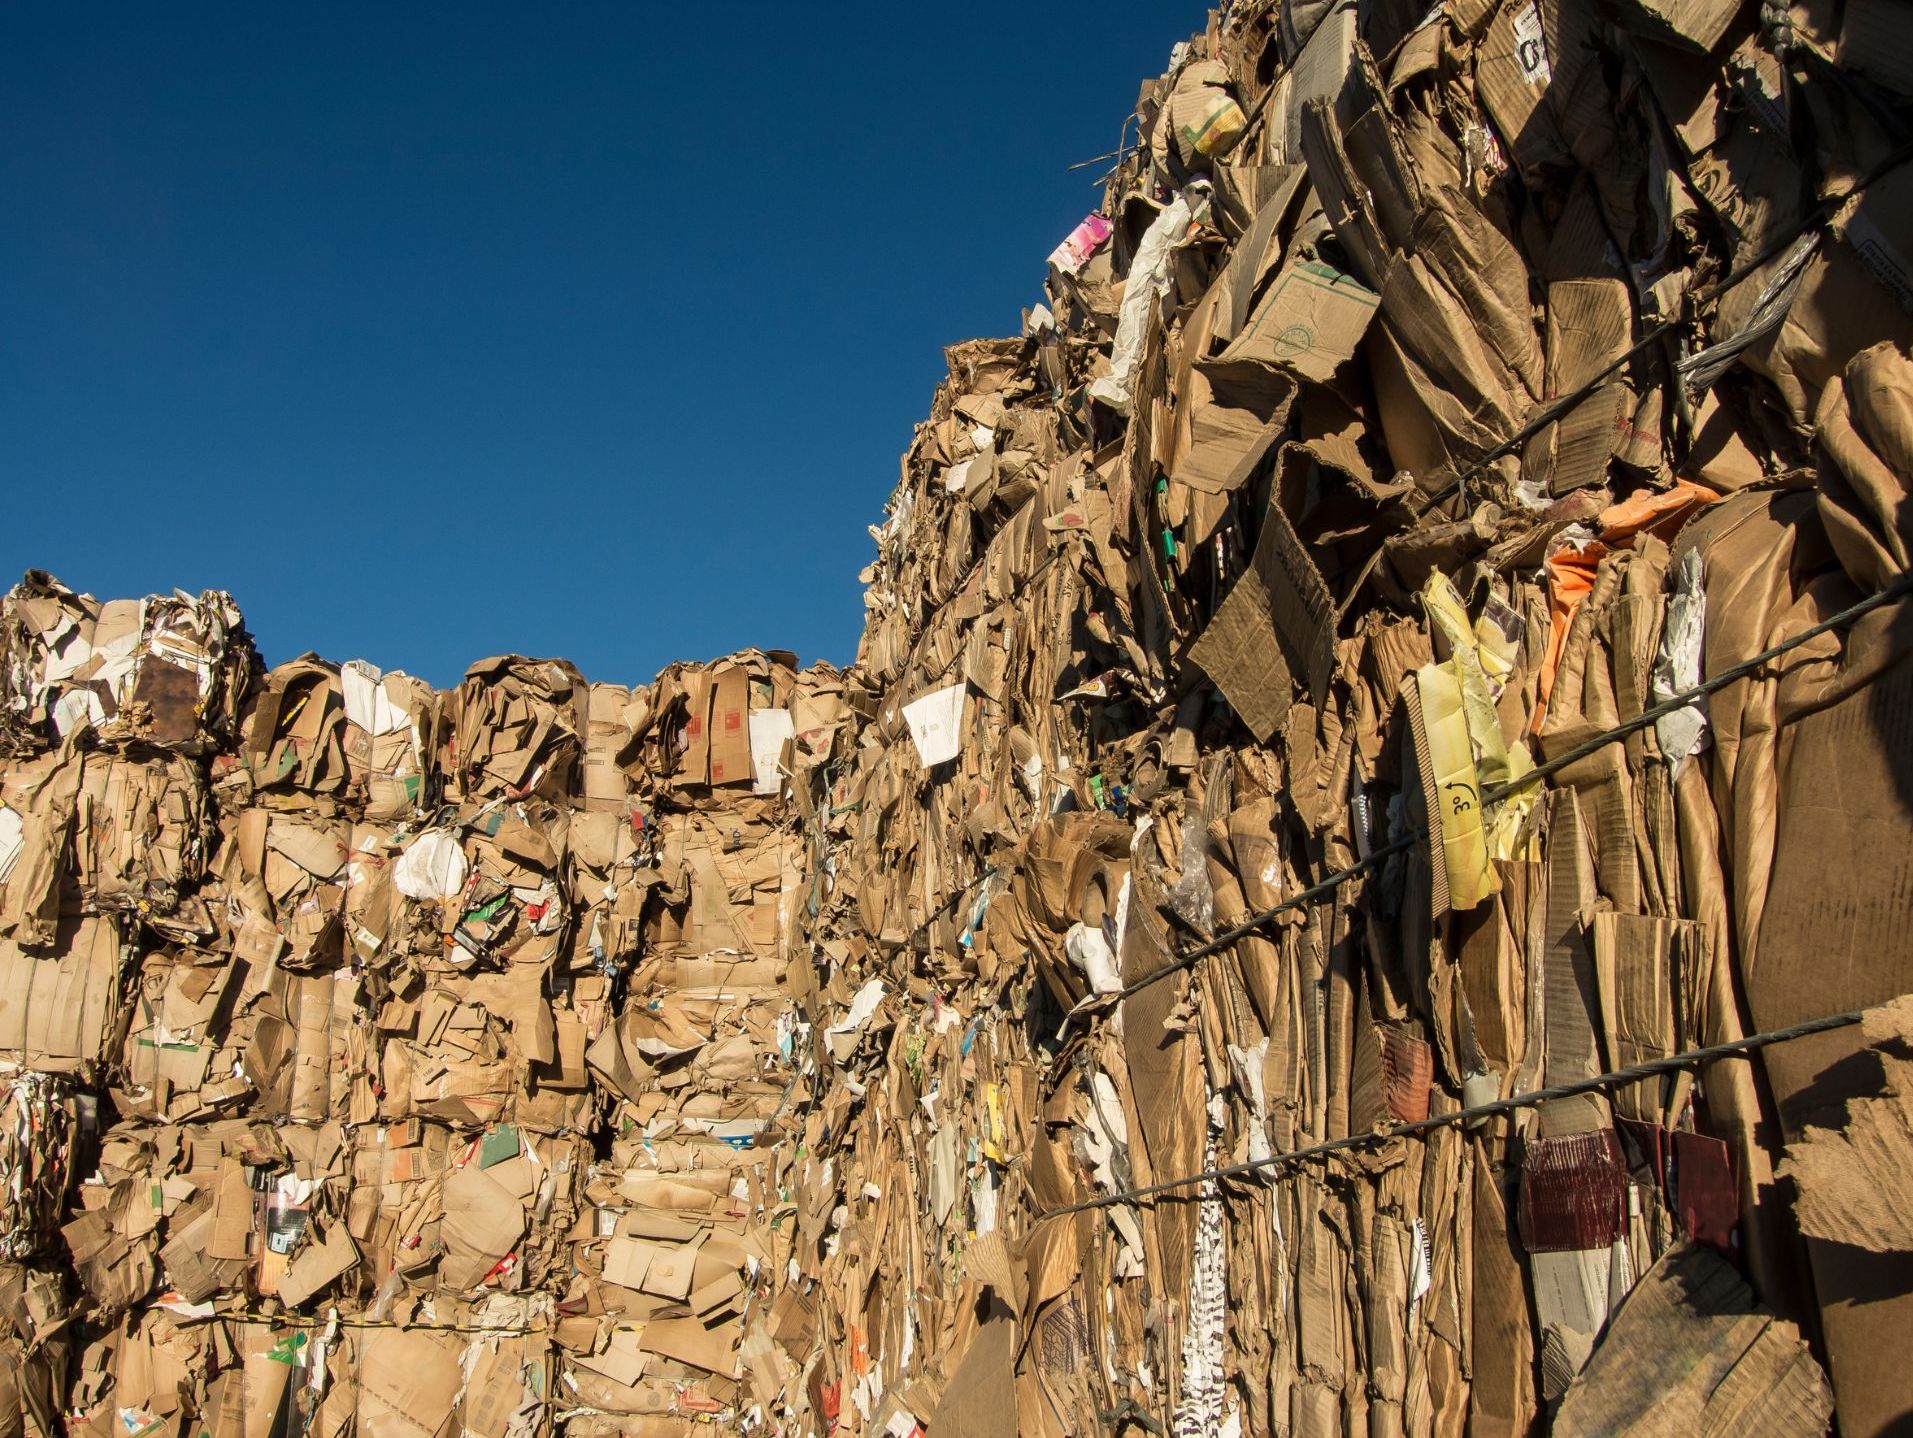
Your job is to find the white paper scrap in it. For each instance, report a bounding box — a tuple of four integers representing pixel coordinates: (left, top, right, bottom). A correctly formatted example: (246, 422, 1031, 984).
(902, 683, 967, 768)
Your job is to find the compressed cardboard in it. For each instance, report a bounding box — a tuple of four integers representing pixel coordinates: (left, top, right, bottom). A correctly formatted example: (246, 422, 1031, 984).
(1779, 996, 1913, 1252)
(706, 666, 752, 787)
(0, 917, 121, 1074)
(3, 6, 1911, 1436)
(1189, 481, 1336, 740)
(1220, 258, 1378, 381)
(1553, 1244, 1832, 1436)
(357, 1329, 464, 1438)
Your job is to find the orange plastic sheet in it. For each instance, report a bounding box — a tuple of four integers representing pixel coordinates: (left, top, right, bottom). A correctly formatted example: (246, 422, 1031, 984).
(1534, 481, 1720, 732)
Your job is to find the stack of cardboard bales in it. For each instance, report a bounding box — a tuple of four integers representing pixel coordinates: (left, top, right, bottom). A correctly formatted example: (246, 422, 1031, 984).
(0, 574, 848, 1438)
(5, 2, 1913, 1435)
(774, 3, 1913, 1436)
(562, 652, 849, 1431)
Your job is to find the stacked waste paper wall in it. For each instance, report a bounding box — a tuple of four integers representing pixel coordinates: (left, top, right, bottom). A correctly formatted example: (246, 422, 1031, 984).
(0, 574, 849, 1437)
(5, 1, 1913, 1437)
(776, 1, 1913, 1437)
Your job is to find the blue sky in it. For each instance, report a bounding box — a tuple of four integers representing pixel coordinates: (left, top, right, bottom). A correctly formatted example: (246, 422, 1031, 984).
(0, 4, 1197, 686)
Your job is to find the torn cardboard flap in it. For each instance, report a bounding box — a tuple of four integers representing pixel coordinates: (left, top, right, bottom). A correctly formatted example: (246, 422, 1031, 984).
(439, 1162, 526, 1290)
(1220, 257, 1378, 381)
(1778, 994, 1913, 1252)
(1189, 476, 1337, 740)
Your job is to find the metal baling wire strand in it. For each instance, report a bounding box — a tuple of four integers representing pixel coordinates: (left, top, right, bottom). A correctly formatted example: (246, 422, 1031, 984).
(210, 1308, 552, 1335)
(1041, 1007, 1868, 1218)
(1119, 566, 1913, 1002)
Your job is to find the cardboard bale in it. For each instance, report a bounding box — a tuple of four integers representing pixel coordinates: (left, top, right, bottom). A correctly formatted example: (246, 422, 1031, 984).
(763, 9, 1912, 1432)
(0, 571, 258, 757)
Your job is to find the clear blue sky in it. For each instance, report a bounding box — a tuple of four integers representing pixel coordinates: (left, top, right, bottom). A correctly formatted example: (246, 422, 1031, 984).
(0, 4, 1197, 687)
